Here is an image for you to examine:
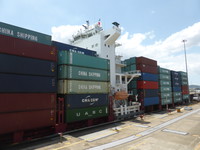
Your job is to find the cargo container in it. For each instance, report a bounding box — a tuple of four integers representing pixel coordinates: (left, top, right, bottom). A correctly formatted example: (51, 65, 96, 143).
(128, 80, 137, 89)
(173, 97, 182, 103)
(58, 51, 110, 70)
(161, 97, 172, 105)
(138, 73, 158, 81)
(64, 94, 109, 109)
(0, 93, 56, 113)
(173, 92, 182, 97)
(58, 65, 109, 81)
(0, 22, 51, 45)
(0, 34, 57, 61)
(124, 57, 136, 66)
(159, 74, 171, 81)
(182, 94, 189, 100)
(159, 86, 172, 92)
(160, 92, 172, 99)
(136, 57, 157, 66)
(172, 87, 181, 92)
(52, 41, 97, 56)
(158, 67, 170, 75)
(0, 109, 55, 135)
(137, 89, 158, 98)
(58, 80, 109, 94)
(0, 73, 56, 93)
(137, 81, 158, 89)
(65, 106, 108, 123)
(159, 80, 171, 86)
(0, 54, 56, 76)
(136, 64, 158, 74)
(143, 97, 159, 106)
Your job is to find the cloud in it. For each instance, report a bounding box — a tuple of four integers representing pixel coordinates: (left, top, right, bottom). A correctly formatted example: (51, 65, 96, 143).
(51, 25, 84, 43)
(51, 21, 200, 84)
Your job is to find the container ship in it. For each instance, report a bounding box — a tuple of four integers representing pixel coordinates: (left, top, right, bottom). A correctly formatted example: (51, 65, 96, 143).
(0, 21, 190, 146)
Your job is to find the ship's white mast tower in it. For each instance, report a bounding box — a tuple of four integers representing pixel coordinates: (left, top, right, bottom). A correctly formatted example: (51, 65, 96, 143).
(71, 21, 121, 89)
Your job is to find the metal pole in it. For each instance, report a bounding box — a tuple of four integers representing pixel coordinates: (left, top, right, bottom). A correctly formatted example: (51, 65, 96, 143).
(182, 40, 190, 103)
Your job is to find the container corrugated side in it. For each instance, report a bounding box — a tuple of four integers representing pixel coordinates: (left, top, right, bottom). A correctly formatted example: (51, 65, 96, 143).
(159, 74, 171, 81)
(0, 22, 51, 45)
(0, 34, 57, 61)
(65, 106, 108, 123)
(137, 89, 158, 98)
(138, 73, 158, 81)
(173, 92, 182, 97)
(58, 51, 110, 70)
(136, 57, 157, 66)
(182, 94, 189, 100)
(161, 97, 172, 105)
(137, 81, 158, 89)
(159, 80, 171, 86)
(0, 73, 56, 93)
(65, 94, 109, 109)
(158, 67, 170, 75)
(136, 64, 158, 74)
(0, 93, 56, 113)
(0, 53, 56, 76)
(172, 87, 181, 92)
(52, 41, 97, 56)
(160, 92, 172, 99)
(58, 80, 109, 94)
(58, 65, 109, 81)
(159, 86, 172, 92)
(143, 97, 159, 106)
(0, 109, 55, 135)
(173, 97, 182, 103)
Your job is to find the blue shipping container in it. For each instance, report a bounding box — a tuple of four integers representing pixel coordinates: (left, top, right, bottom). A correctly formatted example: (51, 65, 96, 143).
(52, 41, 97, 56)
(172, 86, 181, 92)
(65, 94, 109, 109)
(144, 97, 159, 106)
(138, 73, 158, 81)
(0, 73, 56, 92)
(0, 54, 56, 76)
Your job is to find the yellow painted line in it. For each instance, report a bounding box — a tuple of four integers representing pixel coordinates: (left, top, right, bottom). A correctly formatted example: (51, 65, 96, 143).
(53, 140, 84, 150)
(128, 140, 146, 150)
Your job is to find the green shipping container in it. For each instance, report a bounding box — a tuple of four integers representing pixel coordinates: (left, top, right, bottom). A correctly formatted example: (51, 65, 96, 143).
(58, 65, 110, 81)
(179, 71, 187, 77)
(0, 22, 51, 45)
(181, 81, 188, 85)
(181, 76, 188, 81)
(159, 80, 171, 86)
(58, 51, 110, 70)
(161, 97, 172, 105)
(159, 74, 171, 81)
(182, 94, 189, 100)
(58, 80, 109, 94)
(160, 92, 172, 99)
(159, 86, 172, 92)
(173, 92, 182, 97)
(173, 97, 182, 103)
(128, 80, 137, 89)
(158, 67, 170, 75)
(65, 106, 108, 123)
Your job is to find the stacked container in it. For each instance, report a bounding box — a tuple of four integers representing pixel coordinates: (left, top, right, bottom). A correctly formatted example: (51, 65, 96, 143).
(158, 67, 172, 106)
(0, 22, 57, 137)
(171, 71, 182, 104)
(179, 71, 189, 102)
(126, 57, 159, 110)
(136, 57, 159, 109)
(57, 51, 110, 123)
(122, 57, 136, 72)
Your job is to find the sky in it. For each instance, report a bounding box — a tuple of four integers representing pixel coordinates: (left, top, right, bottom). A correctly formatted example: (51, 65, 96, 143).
(1, 0, 200, 85)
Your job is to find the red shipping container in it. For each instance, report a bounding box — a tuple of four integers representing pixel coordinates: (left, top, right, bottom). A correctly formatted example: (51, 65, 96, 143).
(136, 64, 158, 74)
(136, 57, 157, 66)
(0, 109, 56, 135)
(182, 85, 189, 94)
(0, 93, 56, 113)
(137, 81, 158, 89)
(0, 34, 57, 61)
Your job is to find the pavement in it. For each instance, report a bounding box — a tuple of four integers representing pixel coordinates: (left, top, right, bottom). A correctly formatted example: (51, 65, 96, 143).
(9, 102, 200, 150)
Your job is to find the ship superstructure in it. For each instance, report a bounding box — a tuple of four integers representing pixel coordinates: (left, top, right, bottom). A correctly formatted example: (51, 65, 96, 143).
(71, 21, 141, 93)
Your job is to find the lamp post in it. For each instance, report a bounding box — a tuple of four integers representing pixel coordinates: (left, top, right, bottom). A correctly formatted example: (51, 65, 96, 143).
(182, 40, 190, 103)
